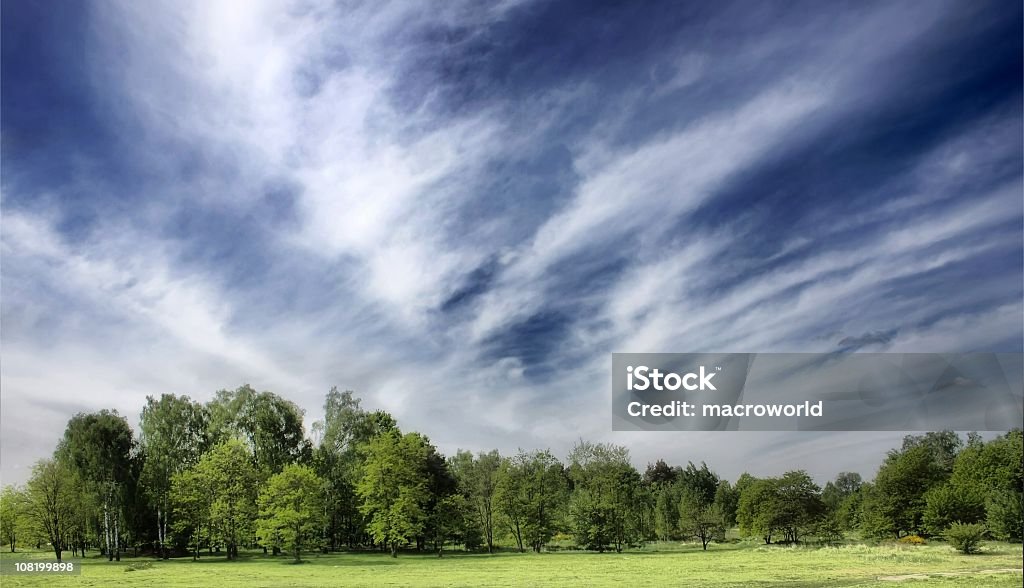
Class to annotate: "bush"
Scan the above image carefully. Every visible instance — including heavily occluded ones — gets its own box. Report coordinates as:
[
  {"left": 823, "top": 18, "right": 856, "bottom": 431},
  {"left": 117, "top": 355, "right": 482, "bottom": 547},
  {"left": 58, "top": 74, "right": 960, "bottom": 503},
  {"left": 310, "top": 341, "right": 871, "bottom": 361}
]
[
  {"left": 944, "top": 522, "right": 985, "bottom": 554},
  {"left": 897, "top": 534, "right": 926, "bottom": 545}
]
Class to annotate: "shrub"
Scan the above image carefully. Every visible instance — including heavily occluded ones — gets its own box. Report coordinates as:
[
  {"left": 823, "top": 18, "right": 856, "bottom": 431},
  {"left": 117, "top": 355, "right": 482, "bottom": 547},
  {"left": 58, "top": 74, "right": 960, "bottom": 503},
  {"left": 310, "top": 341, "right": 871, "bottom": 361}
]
[
  {"left": 944, "top": 522, "right": 985, "bottom": 554},
  {"left": 897, "top": 534, "right": 926, "bottom": 545}
]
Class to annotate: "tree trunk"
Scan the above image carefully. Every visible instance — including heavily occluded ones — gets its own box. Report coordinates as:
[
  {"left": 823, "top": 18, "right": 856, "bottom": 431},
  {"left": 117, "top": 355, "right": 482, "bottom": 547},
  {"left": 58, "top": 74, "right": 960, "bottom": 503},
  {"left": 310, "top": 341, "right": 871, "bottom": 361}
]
[
  {"left": 485, "top": 501, "right": 494, "bottom": 554},
  {"left": 390, "top": 542, "right": 397, "bottom": 557},
  {"left": 104, "top": 505, "right": 112, "bottom": 561},
  {"left": 53, "top": 544, "right": 62, "bottom": 563},
  {"left": 156, "top": 507, "right": 163, "bottom": 560},
  {"left": 114, "top": 513, "right": 121, "bottom": 561}
]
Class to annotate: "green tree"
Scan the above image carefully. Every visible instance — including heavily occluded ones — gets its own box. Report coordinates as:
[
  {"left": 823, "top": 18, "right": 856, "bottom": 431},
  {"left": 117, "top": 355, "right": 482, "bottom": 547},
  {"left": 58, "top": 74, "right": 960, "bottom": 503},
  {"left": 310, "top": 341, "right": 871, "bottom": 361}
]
[
  {"left": 836, "top": 487, "right": 865, "bottom": 531},
  {"left": 495, "top": 449, "right": 569, "bottom": 553},
  {"left": 170, "top": 467, "right": 211, "bottom": 560},
  {"left": 774, "top": 471, "right": 825, "bottom": 543},
  {"left": 737, "top": 477, "right": 777, "bottom": 543},
  {"left": 413, "top": 433, "right": 459, "bottom": 552},
  {"left": 198, "top": 440, "right": 259, "bottom": 559},
  {"left": 258, "top": 464, "right": 325, "bottom": 562},
  {"left": 822, "top": 472, "right": 862, "bottom": 512},
  {"left": 861, "top": 443, "right": 948, "bottom": 538},
  {"left": 986, "top": 487, "right": 1023, "bottom": 542},
  {"left": 0, "top": 485, "right": 28, "bottom": 552},
  {"left": 713, "top": 480, "right": 739, "bottom": 527},
  {"left": 567, "top": 441, "right": 644, "bottom": 552},
  {"left": 736, "top": 471, "right": 823, "bottom": 544},
  {"left": 677, "top": 462, "right": 719, "bottom": 506},
  {"left": 428, "top": 493, "right": 472, "bottom": 556},
  {"left": 643, "top": 459, "right": 677, "bottom": 485},
  {"left": 450, "top": 449, "right": 500, "bottom": 552},
  {"left": 25, "top": 459, "right": 79, "bottom": 562},
  {"left": 901, "top": 431, "right": 962, "bottom": 475},
  {"left": 139, "top": 394, "right": 210, "bottom": 558},
  {"left": 356, "top": 430, "right": 430, "bottom": 557},
  {"left": 653, "top": 481, "right": 682, "bottom": 540},
  {"left": 311, "top": 388, "right": 383, "bottom": 550},
  {"left": 56, "top": 410, "right": 137, "bottom": 561},
  {"left": 948, "top": 430, "right": 1022, "bottom": 541},
  {"left": 207, "top": 386, "right": 312, "bottom": 477},
  {"left": 922, "top": 483, "right": 985, "bottom": 535},
  {"left": 679, "top": 488, "right": 726, "bottom": 550}
]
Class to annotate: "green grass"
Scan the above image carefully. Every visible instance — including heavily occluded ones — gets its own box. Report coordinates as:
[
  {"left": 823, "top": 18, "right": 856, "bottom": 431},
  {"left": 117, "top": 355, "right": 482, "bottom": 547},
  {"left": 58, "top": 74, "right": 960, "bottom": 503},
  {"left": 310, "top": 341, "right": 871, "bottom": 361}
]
[{"left": 1, "top": 541, "right": 1021, "bottom": 587}]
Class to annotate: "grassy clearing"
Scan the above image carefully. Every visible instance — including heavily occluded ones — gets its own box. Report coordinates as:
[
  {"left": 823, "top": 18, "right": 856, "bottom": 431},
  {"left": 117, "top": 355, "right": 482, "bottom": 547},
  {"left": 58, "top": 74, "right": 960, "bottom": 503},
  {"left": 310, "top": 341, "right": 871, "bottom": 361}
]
[{"left": 0, "top": 541, "right": 1021, "bottom": 587}]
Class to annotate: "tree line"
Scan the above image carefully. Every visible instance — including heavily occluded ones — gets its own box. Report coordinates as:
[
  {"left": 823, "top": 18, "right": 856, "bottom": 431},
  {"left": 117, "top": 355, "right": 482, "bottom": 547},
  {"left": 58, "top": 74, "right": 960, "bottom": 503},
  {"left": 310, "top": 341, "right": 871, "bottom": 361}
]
[{"left": 0, "top": 386, "right": 1021, "bottom": 563}]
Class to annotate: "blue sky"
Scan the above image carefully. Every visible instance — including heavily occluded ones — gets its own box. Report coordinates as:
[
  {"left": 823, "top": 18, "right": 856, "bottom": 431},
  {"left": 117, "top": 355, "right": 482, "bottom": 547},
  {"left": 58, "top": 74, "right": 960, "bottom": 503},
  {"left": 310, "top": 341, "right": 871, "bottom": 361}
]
[{"left": 2, "top": 0, "right": 1021, "bottom": 485}]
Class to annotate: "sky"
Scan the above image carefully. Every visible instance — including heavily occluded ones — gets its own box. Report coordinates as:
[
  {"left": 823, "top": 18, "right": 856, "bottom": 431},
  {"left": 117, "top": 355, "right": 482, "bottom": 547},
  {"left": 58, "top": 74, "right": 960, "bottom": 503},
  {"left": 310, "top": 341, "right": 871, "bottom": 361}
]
[{"left": 1, "top": 0, "right": 1021, "bottom": 487}]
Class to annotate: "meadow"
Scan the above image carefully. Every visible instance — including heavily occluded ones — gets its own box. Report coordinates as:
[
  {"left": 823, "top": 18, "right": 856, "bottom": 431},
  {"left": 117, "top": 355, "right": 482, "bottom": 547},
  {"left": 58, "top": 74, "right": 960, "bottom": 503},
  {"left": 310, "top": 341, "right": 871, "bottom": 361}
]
[{"left": 1, "top": 541, "right": 1021, "bottom": 587}]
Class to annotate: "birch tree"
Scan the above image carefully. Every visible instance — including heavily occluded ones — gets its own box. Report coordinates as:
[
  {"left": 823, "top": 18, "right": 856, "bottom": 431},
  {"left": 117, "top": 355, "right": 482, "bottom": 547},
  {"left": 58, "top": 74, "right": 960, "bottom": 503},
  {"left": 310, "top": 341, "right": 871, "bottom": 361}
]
[{"left": 139, "top": 394, "right": 209, "bottom": 559}]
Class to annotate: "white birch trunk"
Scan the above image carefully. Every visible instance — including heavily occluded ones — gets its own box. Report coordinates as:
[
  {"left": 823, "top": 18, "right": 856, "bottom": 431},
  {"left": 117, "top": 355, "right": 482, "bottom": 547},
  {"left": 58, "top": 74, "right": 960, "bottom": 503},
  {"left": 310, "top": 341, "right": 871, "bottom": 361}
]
[{"left": 103, "top": 503, "right": 111, "bottom": 559}]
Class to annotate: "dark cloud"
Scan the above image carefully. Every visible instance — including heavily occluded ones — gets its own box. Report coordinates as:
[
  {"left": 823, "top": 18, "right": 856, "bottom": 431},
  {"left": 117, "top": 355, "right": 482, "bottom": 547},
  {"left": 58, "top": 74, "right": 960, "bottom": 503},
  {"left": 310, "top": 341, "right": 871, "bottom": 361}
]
[{"left": 1, "top": 0, "right": 1021, "bottom": 485}]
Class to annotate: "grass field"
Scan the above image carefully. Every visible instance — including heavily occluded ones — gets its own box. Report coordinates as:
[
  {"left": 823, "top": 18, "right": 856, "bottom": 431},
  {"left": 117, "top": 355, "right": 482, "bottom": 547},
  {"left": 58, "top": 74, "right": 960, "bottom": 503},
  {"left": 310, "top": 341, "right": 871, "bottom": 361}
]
[{"left": 1, "top": 541, "right": 1021, "bottom": 587}]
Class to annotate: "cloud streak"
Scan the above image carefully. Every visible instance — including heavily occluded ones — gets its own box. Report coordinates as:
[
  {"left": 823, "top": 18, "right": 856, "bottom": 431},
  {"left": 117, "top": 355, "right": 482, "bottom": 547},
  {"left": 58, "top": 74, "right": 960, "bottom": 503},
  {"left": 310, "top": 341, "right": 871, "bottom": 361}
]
[{"left": 2, "top": 0, "right": 1021, "bottom": 485}]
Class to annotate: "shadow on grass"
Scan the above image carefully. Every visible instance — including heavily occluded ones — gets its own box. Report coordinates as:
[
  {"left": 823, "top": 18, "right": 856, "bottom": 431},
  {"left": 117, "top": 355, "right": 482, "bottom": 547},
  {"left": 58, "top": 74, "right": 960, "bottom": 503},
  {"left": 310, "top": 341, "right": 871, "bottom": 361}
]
[{"left": 143, "top": 553, "right": 403, "bottom": 568}]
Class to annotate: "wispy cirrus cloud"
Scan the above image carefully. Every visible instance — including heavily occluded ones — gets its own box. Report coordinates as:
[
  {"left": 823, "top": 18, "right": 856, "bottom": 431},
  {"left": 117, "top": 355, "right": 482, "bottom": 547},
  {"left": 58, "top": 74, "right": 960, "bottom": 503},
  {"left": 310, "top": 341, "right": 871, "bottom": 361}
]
[{"left": 2, "top": 0, "right": 1020, "bottom": 485}]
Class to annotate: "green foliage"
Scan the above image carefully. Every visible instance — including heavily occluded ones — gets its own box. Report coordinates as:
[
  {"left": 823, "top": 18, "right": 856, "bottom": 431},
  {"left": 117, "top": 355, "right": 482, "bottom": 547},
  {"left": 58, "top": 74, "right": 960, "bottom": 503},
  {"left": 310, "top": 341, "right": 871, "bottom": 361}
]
[
  {"left": 356, "top": 430, "right": 430, "bottom": 556},
  {"left": 0, "top": 485, "right": 28, "bottom": 552},
  {"left": 258, "top": 464, "right": 325, "bottom": 562},
  {"left": 677, "top": 462, "right": 719, "bottom": 506},
  {"left": 736, "top": 471, "right": 823, "bottom": 544},
  {"left": 986, "top": 488, "right": 1023, "bottom": 542},
  {"left": 835, "top": 488, "right": 864, "bottom": 531},
  {"left": 428, "top": 493, "right": 473, "bottom": 555},
  {"left": 207, "top": 386, "right": 312, "bottom": 477},
  {"left": 25, "top": 459, "right": 81, "bottom": 562},
  {"left": 948, "top": 430, "right": 1023, "bottom": 542},
  {"left": 713, "top": 480, "right": 739, "bottom": 527},
  {"left": 140, "top": 394, "right": 210, "bottom": 557},
  {"left": 901, "top": 431, "right": 962, "bottom": 475},
  {"left": 922, "top": 483, "right": 985, "bottom": 535},
  {"left": 822, "top": 472, "right": 862, "bottom": 513},
  {"left": 643, "top": 459, "right": 676, "bottom": 485},
  {"left": 813, "top": 515, "right": 845, "bottom": 543},
  {"left": 449, "top": 449, "right": 500, "bottom": 552},
  {"left": 653, "top": 482, "right": 682, "bottom": 540},
  {"left": 494, "top": 449, "right": 569, "bottom": 552},
  {"left": 311, "top": 388, "right": 385, "bottom": 551},
  {"left": 170, "top": 467, "right": 209, "bottom": 559},
  {"left": 860, "top": 443, "right": 949, "bottom": 539},
  {"left": 415, "top": 433, "right": 460, "bottom": 552},
  {"left": 944, "top": 521, "right": 986, "bottom": 554},
  {"left": 567, "top": 441, "right": 645, "bottom": 552},
  {"left": 948, "top": 430, "right": 1021, "bottom": 494},
  {"left": 56, "top": 410, "right": 137, "bottom": 560},
  {"left": 678, "top": 489, "right": 725, "bottom": 550},
  {"left": 188, "top": 440, "right": 259, "bottom": 559}
]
